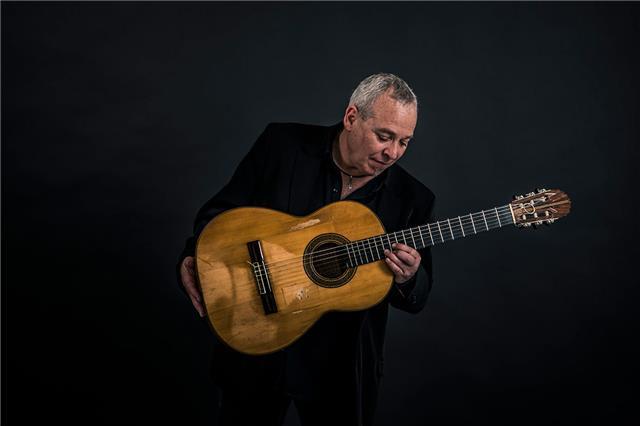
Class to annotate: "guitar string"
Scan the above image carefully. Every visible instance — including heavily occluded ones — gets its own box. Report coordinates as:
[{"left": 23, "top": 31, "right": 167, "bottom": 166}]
[
  {"left": 253, "top": 206, "right": 513, "bottom": 273},
  {"left": 264, "top": 207, "right": 511, "bottom": 268},
  {"left": 251, "top": 211, "right": 513, "bottom": 281},
  {"left": 254, "top": 209, "right": 513, "bottom": 276},
  {"left": 245, "top": 201, "right": 565, "bottom": 291},
  {"left": 250, "top": 213, "right": 515, "bottom": 289},
  {"left": 252, "top": 216, "right": 509, "bottom": 289}
]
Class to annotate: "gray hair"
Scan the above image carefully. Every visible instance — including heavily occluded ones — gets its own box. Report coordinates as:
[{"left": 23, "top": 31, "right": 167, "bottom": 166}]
[{"left": 348, "top": 73, "right": 418, "bottom": 120}]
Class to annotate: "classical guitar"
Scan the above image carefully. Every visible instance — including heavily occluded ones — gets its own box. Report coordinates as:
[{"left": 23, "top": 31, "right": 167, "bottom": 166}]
[{"left": 195, "top": 188, "right": 571, "bottom": 355}]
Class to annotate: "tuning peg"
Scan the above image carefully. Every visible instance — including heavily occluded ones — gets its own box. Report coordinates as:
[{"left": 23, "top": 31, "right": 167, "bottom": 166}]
[
  {"left": 513, "top": 194, "right": 524, "bottom": 200},
  {"left": 536, "top": 188, "right": 547, "bottom": 193},
  {"left": 527, "top": 192, "right": 535, "bottom": 197}
]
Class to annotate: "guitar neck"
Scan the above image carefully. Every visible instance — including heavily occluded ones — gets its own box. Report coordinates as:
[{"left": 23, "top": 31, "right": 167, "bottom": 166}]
[{"left": 346, "top": 204, "right": 515, "bottom": 267}]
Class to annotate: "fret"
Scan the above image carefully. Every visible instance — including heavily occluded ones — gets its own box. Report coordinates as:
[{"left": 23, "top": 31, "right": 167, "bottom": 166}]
[
  {"left": 500, "top": 206, "right": 513, "bottom": 225},
  {"left": 368, "top": 238, "right": 376, "bottom": 260},
  {"left": 508, "top": 203, "right": 516, "bottom": 224},
  {"left": 349, "top": 243, "right": 357, "bottom": 266},
  {"left": 358, "top": 240, "right": 367, "bottom": 264},
  {"left": 367, "top": 238, "right": 375, "bottom": 260},
  {"left": 427, "top": 223, "right": 435, "bottom": 245},
  {"left": 372, "top": 236, "right": 379, "bottom": 259},
  {"left": 342, "top": 207, "right": 519, "bottom": 266},
  {"left": 418, "top": 225, "right": 426, "bottom": 248},
  {"left": 481, "top": 210, "right": 489, "bottom": 231},
  {"left": 349, "top": 206, "right": 516, "bottom": 261},
  {"left": 346, "top": 243, "right": 354, "bottom": 267}
]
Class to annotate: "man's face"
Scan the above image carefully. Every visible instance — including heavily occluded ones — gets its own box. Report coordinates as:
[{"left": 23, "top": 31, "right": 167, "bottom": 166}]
[{"left": 343, "top": 90, "right": 417, "bottom": 176}]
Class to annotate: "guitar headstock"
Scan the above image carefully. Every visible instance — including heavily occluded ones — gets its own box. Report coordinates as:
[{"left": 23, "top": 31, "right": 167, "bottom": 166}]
[{"left": 510, "top": 188, "right": 571, "bottom": 228}]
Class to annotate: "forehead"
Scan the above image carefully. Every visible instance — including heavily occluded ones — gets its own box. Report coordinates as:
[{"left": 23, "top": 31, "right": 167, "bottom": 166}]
[{"left": 368, "top": 92, "right": 417, "bottom": 137}]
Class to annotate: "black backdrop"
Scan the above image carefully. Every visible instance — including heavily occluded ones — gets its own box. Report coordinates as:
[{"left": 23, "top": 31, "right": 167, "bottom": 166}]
[{"left": 3, "top": 2, "right": 639, "bottom": 425}]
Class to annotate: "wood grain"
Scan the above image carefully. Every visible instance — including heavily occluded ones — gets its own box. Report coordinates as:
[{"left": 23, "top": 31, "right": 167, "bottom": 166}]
[{"left": 195, "top": 201, "right": 393, "bottom": 355}]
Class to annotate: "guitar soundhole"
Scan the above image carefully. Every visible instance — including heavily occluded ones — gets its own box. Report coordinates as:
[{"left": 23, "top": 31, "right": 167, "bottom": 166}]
[{"left": 303, "top": 233, "right": 356, "bottom": 288}]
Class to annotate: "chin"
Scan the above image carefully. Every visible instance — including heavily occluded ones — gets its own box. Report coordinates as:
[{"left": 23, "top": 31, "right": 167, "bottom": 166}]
[{"left": 368, "top": 161, "right": 386, "bottom": 175}]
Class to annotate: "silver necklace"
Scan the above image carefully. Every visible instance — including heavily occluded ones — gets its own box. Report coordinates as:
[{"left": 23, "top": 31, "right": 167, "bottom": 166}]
[{"left": 331, "top": 152, "right": 368, "bottom": 190}]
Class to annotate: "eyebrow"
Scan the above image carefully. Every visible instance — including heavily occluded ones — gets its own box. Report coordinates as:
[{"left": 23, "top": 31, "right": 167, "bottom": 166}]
[{"left": 376, "top": 127, "right": 413, "bottom": 141}]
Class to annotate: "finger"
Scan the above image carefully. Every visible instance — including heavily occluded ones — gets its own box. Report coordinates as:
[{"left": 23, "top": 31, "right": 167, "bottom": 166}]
[
  {"left": 188, "top": 294, "right": 206, "bottom": 317},
  {"left": 394, "top": 249, "right": 417, "bottom": 267},
  {"left": 182, "top": 256, "right": 196, "bottom": 275},
  {"left": 183, "top": 279, "right": 202, "bottom": 303},
  {"left": 392, "top": 243, "right": 420, "bottom": 260},
  {"left": 392, "top": 243, "right": 421, "bottom": 266},
  {"left": 384, "top": 250, "right": 411, "bottom": 276},
  {"left": 384, "top": 256, "right": 405, "bottom": 277},
  {"left": 384, "top": 248, "right": 402, "bottom": 265},
  {"left": 181, "top": 260, "right": 201, "bottom": 303},
  {"left": 386, "top": 248, "right": 413, "bottom": 270}
]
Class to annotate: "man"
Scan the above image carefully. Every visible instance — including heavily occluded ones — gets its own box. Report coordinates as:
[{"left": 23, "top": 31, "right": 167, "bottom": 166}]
[{"left": 178, "top": 73, "right": 435, "bottom": 425}]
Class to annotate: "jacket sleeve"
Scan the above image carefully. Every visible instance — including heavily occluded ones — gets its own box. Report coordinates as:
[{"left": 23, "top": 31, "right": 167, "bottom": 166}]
[
  {"left": 175, "top": 124, "right": 273, "bottom": 287},
  {"left": 386, "top": 194, "right": 435, "bottom": 314}
]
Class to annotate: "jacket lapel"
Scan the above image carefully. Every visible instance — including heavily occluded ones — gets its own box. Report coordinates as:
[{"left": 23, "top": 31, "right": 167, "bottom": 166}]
[{"left": 287, "top": 122, "right": 342, "bottom": 215}]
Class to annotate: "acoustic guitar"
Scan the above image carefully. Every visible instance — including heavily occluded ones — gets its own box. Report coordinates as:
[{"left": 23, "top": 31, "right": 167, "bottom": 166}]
[{"left": 195, "top": 188, "right": 571, "bottom": 355}]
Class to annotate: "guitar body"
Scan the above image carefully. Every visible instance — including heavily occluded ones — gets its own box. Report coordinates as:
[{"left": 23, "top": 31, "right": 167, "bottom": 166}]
[{"left": 195, "top": 201, "right": 393, "bottom": 355}]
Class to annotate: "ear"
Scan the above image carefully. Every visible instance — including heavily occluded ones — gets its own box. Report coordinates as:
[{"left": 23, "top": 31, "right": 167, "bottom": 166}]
[{"left": 343, "top": 105, "right": 358, "bottom": 130}]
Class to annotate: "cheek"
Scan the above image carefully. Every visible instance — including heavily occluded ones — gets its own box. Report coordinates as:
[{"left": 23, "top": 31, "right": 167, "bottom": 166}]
[{"left": 365, "top": 138, "right": 382, "bottom": 157}]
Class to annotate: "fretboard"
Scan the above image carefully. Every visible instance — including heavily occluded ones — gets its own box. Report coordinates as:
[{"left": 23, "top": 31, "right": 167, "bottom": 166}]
[{"left": 345, "top": 204, "right": 514, "bottom": 267}]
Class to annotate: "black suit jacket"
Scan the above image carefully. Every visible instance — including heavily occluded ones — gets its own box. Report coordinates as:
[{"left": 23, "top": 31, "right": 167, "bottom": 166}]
[{"left": 178, "top": 122, "right": 435, "bottom": 423}]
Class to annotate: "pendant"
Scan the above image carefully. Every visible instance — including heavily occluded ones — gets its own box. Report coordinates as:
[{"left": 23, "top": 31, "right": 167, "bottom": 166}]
[{"left": 348, "top": 176, "right": 353, "bottom": 190}]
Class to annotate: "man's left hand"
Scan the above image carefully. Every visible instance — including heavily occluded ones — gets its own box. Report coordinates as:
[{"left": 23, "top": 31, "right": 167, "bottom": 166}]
[{"left": 384, "top": 243, "right": 421, "bottom": 284}]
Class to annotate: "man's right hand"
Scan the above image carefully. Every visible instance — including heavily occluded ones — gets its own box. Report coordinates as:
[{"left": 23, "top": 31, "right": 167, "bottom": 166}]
[{"left": 180, "top": 256, "right": 205, "bottom": 317}]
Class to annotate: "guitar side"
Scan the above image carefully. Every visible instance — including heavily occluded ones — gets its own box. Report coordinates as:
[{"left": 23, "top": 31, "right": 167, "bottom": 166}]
[{"left": 195, "top": 201, "right": 393, "bottom": 355}]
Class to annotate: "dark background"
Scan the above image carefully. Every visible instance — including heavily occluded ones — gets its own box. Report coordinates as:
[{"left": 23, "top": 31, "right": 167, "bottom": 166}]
[{"left": 3, "top": 2, "right": 639, "bottom": 425}]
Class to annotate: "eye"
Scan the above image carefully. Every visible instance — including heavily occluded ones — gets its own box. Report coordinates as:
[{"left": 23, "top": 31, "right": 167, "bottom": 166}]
[
  {"left": 400, "top": 140, "right": 410, "bottom": 148},
  {"left": 377, "top": 133, "right": 391, "bottom": 142}
]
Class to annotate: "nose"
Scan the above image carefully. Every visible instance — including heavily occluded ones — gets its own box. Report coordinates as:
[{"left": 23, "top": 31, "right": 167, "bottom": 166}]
[{"left": 383, "top": 142, "right": 400, "bottom": 162}]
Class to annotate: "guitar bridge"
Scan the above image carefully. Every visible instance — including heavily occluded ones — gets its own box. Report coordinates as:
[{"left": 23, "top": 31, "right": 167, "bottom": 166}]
[{"left": 247, "top": 240, "right": 278, "bottom": 315}]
